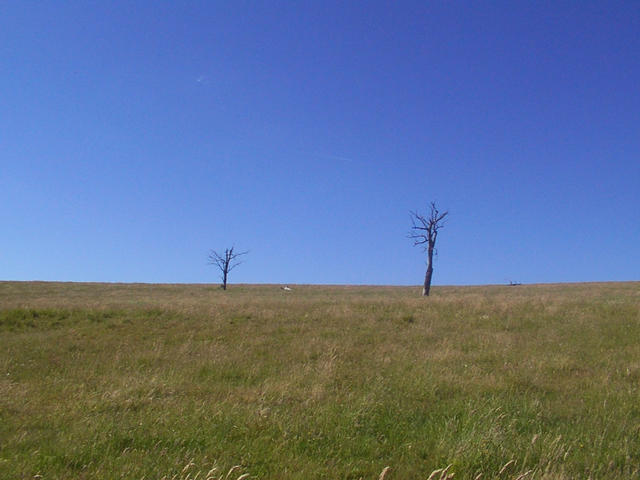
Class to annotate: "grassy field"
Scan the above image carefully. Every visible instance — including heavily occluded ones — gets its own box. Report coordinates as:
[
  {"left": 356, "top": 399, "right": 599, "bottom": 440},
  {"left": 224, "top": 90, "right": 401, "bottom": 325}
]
[{"left": 1, "top": 281, "right": 639, "bottom": 479}]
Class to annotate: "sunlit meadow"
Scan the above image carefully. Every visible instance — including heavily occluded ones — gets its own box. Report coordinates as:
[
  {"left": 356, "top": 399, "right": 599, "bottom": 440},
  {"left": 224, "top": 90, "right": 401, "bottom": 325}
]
[{"left": 1, "top": 281, "right": 639, "bottom": 479}]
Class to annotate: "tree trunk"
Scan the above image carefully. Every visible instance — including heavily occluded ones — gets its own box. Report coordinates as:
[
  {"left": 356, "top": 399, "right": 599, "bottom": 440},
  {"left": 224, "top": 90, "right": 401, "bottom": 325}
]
[
  {"left": 222, "top": 270, "right": 228, "bottom": 290},
  {"left": 423, "top": 267, "right": 433, "bottom": 296},
  {"left": 423, "top": 248, "right": 434, "bottom": 296}
]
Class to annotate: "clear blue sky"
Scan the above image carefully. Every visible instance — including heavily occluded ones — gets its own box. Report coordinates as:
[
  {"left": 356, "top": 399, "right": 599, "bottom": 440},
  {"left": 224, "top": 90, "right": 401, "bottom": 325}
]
[{"left": 1, "top": 1, "right": 638, "bottom": 286}]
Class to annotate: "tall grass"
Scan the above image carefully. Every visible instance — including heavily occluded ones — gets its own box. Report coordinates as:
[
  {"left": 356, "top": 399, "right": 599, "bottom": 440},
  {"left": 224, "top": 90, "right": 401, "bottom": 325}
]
[{"left": 1, "top": 281, "right": 639, "bottom": 479}]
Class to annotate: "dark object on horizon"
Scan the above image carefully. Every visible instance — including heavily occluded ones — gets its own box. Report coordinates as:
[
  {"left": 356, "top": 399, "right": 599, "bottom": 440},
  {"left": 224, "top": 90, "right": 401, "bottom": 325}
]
[
  {"left": 409, "top": 202, "right": 449, "bottom": 297},
  {"left": 509, "top": 280, "right": 523, "bottom": 286},
  {"left": 208, "top": 247, "right": 248, "bottom": 290}
]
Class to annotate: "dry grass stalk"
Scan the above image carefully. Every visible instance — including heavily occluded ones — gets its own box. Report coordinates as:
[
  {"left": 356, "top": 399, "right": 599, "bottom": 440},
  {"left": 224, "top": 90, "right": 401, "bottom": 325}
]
[
  {"left": 161, "top": 461, "right": 248, "bottom": 480},
  {"left": 378, "top": 466, "right": 391, "bottom": 480},
  {"left": 426, "top": 464, "right": 454, "bottom": 480},
  {"left": 182, "top": 460, "right": 196, "bottom": 474},
  {"left": 514, "top": 470, "right": 533, "bottom": 480},
  {"left": 224, "top": 466, "right": 243, "bottom": 480},
  {"left": 499, "top": 460, "right": 516, "bottom": 476},
  {"left": 205, "top": 467, "right": 219, "bottom": 479}
]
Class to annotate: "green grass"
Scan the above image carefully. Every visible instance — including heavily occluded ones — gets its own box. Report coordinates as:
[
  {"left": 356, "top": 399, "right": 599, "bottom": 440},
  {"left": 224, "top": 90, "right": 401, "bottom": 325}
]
[{"left": 1, "top": 281, "right": 639, "bottom": 479}]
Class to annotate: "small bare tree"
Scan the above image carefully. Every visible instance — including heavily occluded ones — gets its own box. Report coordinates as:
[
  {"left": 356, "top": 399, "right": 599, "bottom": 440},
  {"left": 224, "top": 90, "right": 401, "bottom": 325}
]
[
  {"left": 409, "top": 202, "right": 449, "bottom": 296},
  {"left": 208, "top": 247, "right": 248, "bottom": 290}
]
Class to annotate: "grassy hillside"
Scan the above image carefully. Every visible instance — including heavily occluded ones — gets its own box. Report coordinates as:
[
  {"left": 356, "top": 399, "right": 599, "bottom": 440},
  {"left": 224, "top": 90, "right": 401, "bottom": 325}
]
[{"left": 1, "top": 281, "right": 639, "bottom": 479}]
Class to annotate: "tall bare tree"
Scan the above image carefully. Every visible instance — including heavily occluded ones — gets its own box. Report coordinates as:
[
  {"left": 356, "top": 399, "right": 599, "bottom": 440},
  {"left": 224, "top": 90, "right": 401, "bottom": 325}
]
[
  {"left": 208, "top": 247, "right": 248, "bottom": 290},
  {"left": 409, "top": 202, "right": 449, "bottom": 296}
]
